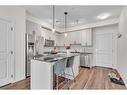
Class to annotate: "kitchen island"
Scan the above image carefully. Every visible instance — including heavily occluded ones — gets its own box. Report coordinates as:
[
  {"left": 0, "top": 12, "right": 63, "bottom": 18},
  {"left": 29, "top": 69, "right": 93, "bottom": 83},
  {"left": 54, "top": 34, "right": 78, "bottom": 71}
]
[{"left": 31, "top": 53, "right": 80, "bottom": 89}]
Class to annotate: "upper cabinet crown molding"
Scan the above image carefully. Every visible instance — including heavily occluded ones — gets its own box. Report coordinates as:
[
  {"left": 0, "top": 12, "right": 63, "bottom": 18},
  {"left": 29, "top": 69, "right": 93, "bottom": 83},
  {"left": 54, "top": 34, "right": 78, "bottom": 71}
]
[
  {"left": 60, "top": 18, "right": 119, "bottom": 33},
  {"left": 56, "top": 28, "right": 93, "bottom": 47}
]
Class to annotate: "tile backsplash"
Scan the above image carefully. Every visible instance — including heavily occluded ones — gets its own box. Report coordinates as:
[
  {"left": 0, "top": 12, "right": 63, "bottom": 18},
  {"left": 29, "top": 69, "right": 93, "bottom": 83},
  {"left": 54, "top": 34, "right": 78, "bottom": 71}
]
[{"left": 43, "top": 45, "right": 93, "bottom": 53}]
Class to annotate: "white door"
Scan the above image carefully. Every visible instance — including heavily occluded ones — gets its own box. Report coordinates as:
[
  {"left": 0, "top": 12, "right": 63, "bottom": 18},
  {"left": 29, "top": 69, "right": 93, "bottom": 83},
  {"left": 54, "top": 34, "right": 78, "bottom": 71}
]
[
  {"left": 0, "top": 19, "right": 14, "bottom": 86},
  {"left": 95, "top": 32, "right": 113, "bottom": 68}
]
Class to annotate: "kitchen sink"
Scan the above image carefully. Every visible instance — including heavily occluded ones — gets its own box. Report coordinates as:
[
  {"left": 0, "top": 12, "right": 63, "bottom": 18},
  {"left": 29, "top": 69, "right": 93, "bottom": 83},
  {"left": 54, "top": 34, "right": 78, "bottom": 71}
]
[
  {"left": 71, "top": 52, "right": 80, "bottom": 53},
  {"left": 34, "top": 53, "right": 67, "bottom": 62},
  {"left": 43, "top": 54, "right": 63, "bottom": 60}
]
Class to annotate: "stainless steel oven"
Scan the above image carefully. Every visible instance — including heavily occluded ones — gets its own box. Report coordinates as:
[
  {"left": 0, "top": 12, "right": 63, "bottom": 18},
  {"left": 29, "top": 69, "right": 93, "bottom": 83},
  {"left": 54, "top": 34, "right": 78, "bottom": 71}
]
[{"left": 44, "top": 39, "right": 54, "bottom": 47}]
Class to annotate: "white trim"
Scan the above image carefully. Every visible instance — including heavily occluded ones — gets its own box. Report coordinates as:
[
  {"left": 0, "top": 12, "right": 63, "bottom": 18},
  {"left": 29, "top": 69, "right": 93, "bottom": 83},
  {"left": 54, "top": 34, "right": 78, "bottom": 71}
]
[
  {"left": 26, "top": 13, "right": 119, "bottom": 34},
  {"left": 61, "top": 18, "right": 119, "bottom": 33},
  {"left": 0, "top": 18, "right": 15, "bottom": 86},
  {"left": 112, "top": 33, "right": 118, "bottom": 69},
  {"left": 26, "top": 13, "right": 62, "bottom": 32},
  {"left": 12, "top": 76, "right": 26, "bottom": 83},
  {"left": 10, "top": 22, "right": 15, "bottom": 83},
  {"left": 26, "top": 13, "right": 52, "bottom": 28}
]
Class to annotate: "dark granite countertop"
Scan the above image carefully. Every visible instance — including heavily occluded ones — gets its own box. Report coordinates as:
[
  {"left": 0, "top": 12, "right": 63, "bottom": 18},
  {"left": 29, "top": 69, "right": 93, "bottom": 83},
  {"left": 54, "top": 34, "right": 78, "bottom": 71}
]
[{"left": 34, "top": 53, "right": 79, "bottom": 63}]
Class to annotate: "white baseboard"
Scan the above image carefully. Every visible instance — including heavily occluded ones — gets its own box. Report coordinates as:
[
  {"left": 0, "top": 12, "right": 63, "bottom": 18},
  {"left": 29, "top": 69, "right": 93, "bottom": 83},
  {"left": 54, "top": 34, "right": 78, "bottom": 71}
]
[
  {"left": 117, "top": 68, "right": 127, "bottom": 88},
  {"left": 12, "top": 76, "right": 26, "bottom": 83}
]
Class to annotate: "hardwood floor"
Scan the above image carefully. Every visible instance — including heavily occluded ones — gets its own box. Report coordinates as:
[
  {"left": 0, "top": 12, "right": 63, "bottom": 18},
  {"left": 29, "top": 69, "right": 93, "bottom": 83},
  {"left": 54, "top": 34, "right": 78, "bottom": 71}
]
[
  {"left": 0, "top": 77, "right": 30, "bottom": 90},
  {"left": 0, "top": 67, "right": 126, "bottom": 90},
  {"left": 61, "top": 67, "right": 126, "bottom": 89}
]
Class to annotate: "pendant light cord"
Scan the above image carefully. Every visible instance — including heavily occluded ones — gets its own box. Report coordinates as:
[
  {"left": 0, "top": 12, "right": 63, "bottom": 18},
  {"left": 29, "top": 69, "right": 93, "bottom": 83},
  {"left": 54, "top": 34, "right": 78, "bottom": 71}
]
[
  {"left": 64, "top": 12, "right": 68, "bottom": 32},
  {"left": 53, "top": 5, "right": 55, "bottom": 29}
]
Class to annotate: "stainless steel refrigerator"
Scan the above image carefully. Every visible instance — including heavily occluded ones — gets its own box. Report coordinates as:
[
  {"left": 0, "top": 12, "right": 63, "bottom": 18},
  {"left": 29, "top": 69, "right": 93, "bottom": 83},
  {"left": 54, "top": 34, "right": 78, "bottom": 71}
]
[{"left": 25, "top": 33, "right": 35, "bottom": 77}]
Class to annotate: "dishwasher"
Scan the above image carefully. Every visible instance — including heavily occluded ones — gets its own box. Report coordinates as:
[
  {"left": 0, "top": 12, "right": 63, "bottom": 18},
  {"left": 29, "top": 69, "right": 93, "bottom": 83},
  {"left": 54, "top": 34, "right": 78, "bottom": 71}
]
[{"left": 80, "top": 53, "right": 92, "bottom": 68}]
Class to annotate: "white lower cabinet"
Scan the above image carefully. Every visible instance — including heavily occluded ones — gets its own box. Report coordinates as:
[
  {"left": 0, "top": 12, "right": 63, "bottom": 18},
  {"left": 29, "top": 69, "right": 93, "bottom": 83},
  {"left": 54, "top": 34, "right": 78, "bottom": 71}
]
[{"left": 31, "top": 55, "right": 80, "bottom": 89}]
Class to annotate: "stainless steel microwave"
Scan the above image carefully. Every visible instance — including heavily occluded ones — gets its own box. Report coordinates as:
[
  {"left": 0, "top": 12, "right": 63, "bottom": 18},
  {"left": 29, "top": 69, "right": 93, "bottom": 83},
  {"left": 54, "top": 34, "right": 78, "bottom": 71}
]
[{"left": 44, "top": 39, "right": 55, "bottom": 47}]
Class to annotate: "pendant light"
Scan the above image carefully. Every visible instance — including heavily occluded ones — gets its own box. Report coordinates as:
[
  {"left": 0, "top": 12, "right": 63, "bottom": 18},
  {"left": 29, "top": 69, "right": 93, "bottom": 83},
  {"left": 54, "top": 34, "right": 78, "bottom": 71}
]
[
  {"left": 52, "top": 5, "right": 55, "bottom": 33},
  {"left": 64, "top": 12, "right": 68, "bottom": 37}
]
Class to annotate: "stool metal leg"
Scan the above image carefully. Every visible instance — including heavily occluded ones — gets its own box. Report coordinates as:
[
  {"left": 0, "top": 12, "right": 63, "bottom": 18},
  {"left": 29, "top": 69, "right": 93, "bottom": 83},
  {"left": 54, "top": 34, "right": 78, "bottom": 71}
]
[
  {"left": 56, "top": 75, "right": 59, "bottom": 89},
  {"left": 65, "top": 69, "right": 70, "bottom": 89},
  {"left": 66, "top": 67, "right": 75, "bottom": 89},
  {"left": 67, "top": 75, "right": 69, "bottom": 89},
  {"left": 71, "top": 67, "right": 75, "bottom": 82}
]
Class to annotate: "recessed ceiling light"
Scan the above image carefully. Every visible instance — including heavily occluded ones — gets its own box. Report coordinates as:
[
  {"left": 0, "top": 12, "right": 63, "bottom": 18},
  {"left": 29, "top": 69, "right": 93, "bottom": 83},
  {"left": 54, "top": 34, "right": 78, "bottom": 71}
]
[{"left": 97, "top": 13, "right": 111, "bottom": 20}]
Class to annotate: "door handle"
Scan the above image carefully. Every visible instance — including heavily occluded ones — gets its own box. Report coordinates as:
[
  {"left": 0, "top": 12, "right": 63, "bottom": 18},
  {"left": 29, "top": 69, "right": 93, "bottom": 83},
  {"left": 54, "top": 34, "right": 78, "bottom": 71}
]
[{"left": 11, "top": 51, "right": 13, "bottom": 54}]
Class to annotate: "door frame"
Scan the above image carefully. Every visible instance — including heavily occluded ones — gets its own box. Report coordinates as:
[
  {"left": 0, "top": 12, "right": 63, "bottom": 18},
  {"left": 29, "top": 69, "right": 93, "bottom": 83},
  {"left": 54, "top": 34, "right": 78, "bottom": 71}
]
[
  {"left": 93, "top": 29, "right": 117, "bottom": 69},
  {"left": 0, "top": 18, "right": 15, "bottom": 85},
  {"left": 9, "top": 21, "right": 15, "bottom": 83}
]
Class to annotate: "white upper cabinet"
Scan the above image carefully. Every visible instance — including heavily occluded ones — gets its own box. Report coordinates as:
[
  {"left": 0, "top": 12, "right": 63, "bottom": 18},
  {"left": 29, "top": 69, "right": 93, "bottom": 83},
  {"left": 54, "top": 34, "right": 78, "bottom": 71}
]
[
  {"left": 81, "top": 29, "right": 93, "bottom": 46},
  {"left": 55, "top": 34, "right": 64, "bottom": 46},
  {"left": 55, "top": 28, "right": 92, "bottom": 46},
  {"left": 63, "top": 31, "right": 82, "bottom": 45},
  {"left": 64, "top": 32, "right": 72, "bottom": 45},
  {"left": 71, "top": 31, "right": 82, "bottom": 44}
]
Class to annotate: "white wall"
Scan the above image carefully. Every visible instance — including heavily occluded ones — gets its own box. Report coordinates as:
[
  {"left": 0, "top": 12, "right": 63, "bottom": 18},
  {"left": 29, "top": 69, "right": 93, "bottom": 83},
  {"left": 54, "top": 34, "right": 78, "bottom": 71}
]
[
  {"left": 117, "top": 7, "right": 127, "bottom": 87},
  {"left": 0, "top": 7, "right": 26, "bottom": 82},
  {"left": 26, "top": 20, "right": 61, "bottom": 52}
]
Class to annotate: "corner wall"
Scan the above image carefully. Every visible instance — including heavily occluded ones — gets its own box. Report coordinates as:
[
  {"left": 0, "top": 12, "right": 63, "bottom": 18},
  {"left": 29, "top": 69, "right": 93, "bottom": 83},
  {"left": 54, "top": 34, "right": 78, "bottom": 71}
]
[{"left": 117, "top": 7, "right": 127, "bottom": 87}]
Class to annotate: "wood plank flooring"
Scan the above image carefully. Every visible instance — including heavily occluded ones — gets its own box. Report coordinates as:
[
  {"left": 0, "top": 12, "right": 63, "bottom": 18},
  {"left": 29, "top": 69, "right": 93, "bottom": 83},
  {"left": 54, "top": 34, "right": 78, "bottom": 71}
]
[
  {"left": 62, "top": 67, "right": 126, "bottom": 89},
  {"left": 0, "top": 77, "right": 30, "bottom": 90},
  {"left": 0, "top": 67, "right": 126, "bottom": 90}
]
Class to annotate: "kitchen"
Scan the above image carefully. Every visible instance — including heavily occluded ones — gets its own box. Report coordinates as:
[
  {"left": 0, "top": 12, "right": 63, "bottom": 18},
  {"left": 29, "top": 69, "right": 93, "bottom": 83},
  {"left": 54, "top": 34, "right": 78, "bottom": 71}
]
[
  {"left": 0, "top": 5, "right": 126, "bottom": 90},
  {"left": 24, "top": 6, "right": 123, "bottom": 89},
  {"left": 26, "top": 19, "right": 94, "bottom": 89}
]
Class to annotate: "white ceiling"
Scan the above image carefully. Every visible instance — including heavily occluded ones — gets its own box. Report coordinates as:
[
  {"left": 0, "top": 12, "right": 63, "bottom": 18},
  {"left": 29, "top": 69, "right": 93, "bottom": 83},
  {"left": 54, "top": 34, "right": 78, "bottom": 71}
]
[{"left": 24, "top": 6, "right": 123, "bottom": 28}]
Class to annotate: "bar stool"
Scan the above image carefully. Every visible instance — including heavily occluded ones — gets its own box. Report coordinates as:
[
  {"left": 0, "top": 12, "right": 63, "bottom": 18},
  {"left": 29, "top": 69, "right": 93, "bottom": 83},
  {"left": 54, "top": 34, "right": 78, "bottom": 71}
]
[
  {"left": 66, "top": 56, "right": 75, "bottom": 89},
  {"left": 53, "top": 58, "right": 67, "bottom": 89}
]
